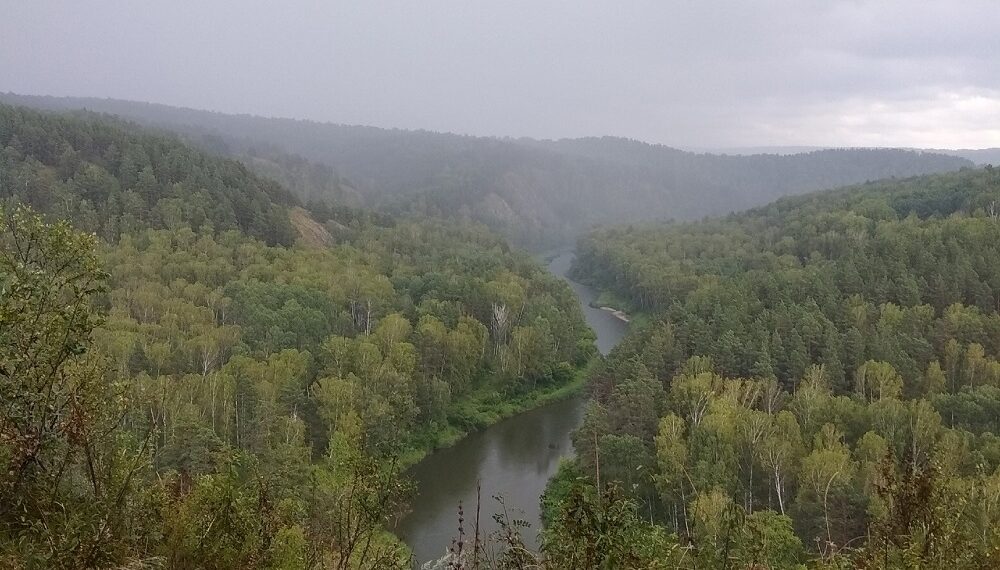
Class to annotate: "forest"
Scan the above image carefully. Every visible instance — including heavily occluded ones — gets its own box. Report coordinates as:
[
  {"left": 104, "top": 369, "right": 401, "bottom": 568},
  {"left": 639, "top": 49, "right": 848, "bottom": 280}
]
[
  {"left": 10, "top": 0, "right": 1000, "bottom": 566},
  {"left": 0, "top": 104, "right": 596, "bottom": 568},
  {"left": 559, "top": 166, "right": 1000, "bottom": 567},
  {"left": 0, "top": 93, "right": 974, "bottom": 248},
  {"left": 6, "top": 102, "right": 1000, "bottom": 569}
]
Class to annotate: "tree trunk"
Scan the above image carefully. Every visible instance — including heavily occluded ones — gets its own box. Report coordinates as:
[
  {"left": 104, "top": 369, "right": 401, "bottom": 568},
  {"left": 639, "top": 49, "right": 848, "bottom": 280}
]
[{"left": 774, "top": 467, "right": 785, "bottom": 515}]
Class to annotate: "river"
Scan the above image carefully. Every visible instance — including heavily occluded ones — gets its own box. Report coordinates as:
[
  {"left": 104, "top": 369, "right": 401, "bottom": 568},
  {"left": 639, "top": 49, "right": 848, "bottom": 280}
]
[{"left": 396, "top": 252, "right": 630, "bottom": 565}]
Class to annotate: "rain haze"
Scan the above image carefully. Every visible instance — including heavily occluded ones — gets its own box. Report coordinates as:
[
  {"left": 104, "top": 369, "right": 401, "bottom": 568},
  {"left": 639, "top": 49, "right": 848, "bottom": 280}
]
[
  {"left": 7, "top": 3, "right": 1000, "bottom": 568},
  {"left": 2, "top": 0, "right": 998, "bottom": 148}
]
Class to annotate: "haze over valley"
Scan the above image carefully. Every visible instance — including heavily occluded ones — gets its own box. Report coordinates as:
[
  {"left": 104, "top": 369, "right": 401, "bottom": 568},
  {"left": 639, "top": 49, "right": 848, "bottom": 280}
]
[
  {"left": 3, "top": 2, "right": 1000, "bottom": 569},
  {"left": 0, "top": 92, "right": 980, "bottom": 247}
]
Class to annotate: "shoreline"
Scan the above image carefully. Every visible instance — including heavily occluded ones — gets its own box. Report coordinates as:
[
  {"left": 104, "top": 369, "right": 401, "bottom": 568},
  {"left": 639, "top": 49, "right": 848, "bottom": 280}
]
[
  {"left": 398, "top": 250, "right": 630, "bottom": 564},
  {"left": 398, "top": 358, "right": 597, "bottom": 468},
  {"left": 599, "top": 306, "right": 631, "bottom": 323}
]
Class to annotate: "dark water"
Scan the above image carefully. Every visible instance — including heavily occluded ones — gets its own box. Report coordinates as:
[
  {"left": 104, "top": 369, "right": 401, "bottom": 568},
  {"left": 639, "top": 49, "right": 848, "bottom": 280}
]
[
  {"left": 546, "top": 252, "right": 630, "bottom": 355},
  {"left": 396, "top": 252, "right": 629, "bottom": 565}
]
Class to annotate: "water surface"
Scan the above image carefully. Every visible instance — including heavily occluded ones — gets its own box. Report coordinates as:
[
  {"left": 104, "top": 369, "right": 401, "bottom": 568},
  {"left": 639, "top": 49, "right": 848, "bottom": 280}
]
[{"left": 396, "top": 252, "right": 628, "bottom": 564}]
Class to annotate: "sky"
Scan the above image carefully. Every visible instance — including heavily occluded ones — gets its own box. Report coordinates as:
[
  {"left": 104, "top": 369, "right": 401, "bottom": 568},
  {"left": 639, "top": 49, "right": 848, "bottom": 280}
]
[{"left": 2, "top": 1, "right": 998, "bottom": 148}]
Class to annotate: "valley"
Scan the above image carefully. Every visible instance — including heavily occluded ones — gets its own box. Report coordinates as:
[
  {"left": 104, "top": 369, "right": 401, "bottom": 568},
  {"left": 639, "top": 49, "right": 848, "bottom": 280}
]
[
  {"left": 397, "top": 252, "right": 630, "bottom": 564},
  {"left": 0, "top": 93, "right": 975, "bottom": 249},
  {"left": 2, "top": 22, "right": 998, "bottom": 565}
]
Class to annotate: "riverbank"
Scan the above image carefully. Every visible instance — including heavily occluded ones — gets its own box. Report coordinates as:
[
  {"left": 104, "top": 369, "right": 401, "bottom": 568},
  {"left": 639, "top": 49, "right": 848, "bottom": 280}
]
[
  {"left": 590, "top": 289, "right": 657, "bottom": 330},
  {"left": 397, "top": 252, "right": 632, "bottom": 563},
  {"left": 398, "top": 359, "right": 597, "bottom": 467},
  {"left": 600, "top": 306, "right": 630, "bottom": 322}
]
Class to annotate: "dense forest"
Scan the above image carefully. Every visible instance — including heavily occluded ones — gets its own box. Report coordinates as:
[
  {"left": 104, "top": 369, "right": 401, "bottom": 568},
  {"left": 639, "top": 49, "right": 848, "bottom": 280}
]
[
  {"left": 0, "top": 104, "right": 597, "bottom": 568},
  {"left": 7, "top": 102, "right": 1000, "bottom": 569},
  {"left": 0, "top": 93, "right": 974, "bottom": 248},
  {"left": 558, "top": 166, "right": 1000, "bottom": 567}
]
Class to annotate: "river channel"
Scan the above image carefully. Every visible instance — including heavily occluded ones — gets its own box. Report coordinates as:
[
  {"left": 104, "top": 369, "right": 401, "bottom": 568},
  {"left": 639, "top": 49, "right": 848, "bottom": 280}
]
[{"left": 396, "top": 252, "right": 630, "bottom": 565}]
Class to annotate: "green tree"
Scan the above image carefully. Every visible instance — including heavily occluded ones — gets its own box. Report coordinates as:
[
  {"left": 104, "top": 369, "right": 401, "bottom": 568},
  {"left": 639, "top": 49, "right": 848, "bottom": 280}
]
[
  {"left": 542, "top": 481, "right": 680, "bottom": 570},
  {"left": 0, "top": 207, "right": 154, "bottom": 568}
]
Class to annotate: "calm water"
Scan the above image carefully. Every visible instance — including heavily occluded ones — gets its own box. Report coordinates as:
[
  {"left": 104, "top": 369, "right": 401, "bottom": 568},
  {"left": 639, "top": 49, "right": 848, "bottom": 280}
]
[{"left": 396, "top": 252, "right": 629, "bottom": 565}]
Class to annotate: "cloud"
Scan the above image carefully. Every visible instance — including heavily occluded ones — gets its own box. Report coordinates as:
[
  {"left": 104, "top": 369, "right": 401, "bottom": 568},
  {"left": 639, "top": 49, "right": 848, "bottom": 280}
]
[
  {"left": 747, "top": 88, "right": 1000, "bottom": 148},
  {"left": 0, "top": 1, "right": 997, "bottom": 147}
]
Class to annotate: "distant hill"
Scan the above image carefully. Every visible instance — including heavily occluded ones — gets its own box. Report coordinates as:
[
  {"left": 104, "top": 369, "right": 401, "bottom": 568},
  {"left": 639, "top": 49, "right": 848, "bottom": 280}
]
[
  {"left": 682, "top": 145, "right": 831, "bottom": 155},
  {"left": 695, "top": 145, "right": 1000, "bottom": 166},
  {"left": 1, "top": 93, "right": 975, "bottom": 248},
  {"left": 0, "top": 102, "right": 298, "bottom": 244},
  {"left": 929, "top": 148, "right": 1000, "bottom": 166}
]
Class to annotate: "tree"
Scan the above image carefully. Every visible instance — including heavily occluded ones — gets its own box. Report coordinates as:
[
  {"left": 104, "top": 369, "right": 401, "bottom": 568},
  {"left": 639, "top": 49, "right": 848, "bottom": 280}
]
[
  {"left": 0, "top": 207, "right": 153, "bottom": 567},
  {"left": 542, "top": 481, "right": 681, "bottom": 570},
  {"left": 669, "top": 371, "right": 723, "bottom": 427},
  {"left": 654, "top": 414, "right": 691, "bottom": 533},
  {"left": 690, "top": 487, "right": 738, "bottom": 567},
  {"left": 733, "top": 510, "right": 805, "bottom": 568},
  {"left": 373, "top": 312, "right": 411, "bottom": 352},
  {"left": 738, "top": 408, "right": 771, "bottom": 513},
  {"left": 608, "top": 372, "right": 665, "bottom": 441},
  {"left": 922, "top": 360, "right": 947, "bottom": 396},
  {"left": 598, "top": 434, "right": 656, "bottom": 514},
  {"left": 857, "top": 460, "right": 992, "bottom": 568},
  {"left": 855, "top": 360, "right": 903, "bottom": 402},
  {"left": 794, "top": 424, "right": 857, "bottom": 551},
  {"left": 307, "top": 425, "right": 410, "bottom": 570},
  {"left": 759, "top": 411, "right": 804, "bottom": 515}
]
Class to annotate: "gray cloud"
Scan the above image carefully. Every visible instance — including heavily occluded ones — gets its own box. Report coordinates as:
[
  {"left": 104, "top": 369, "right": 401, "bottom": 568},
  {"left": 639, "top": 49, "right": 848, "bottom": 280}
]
[{"left": 1, "top": 0, "right": 997, "bottom": 147}]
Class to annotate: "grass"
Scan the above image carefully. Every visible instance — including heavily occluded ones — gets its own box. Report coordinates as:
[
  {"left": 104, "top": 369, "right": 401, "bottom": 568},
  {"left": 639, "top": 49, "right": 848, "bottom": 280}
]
[{"left": 592, "top": 289, "right": 633, "bottom": 312}]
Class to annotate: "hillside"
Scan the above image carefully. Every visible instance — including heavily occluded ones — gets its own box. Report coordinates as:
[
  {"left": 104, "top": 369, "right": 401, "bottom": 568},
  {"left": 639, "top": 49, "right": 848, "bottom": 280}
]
[
  {"left": 557, "top": 165, "right": 1000, "bottom": 566},
  {"left": 0, "top": 104, "right": 595, "bottom": 567},
  {"left": 930, "top": 147, "right": 1000, "bottom": 166},
  {"left": 0, "top": 93, "right": 974, "bottom": 248},
  {"left": 0, "top": 103, "right": 298, "bottom": 244},
  {"left": 694, "top": 145, "right": 1000, "bottom": 166}
]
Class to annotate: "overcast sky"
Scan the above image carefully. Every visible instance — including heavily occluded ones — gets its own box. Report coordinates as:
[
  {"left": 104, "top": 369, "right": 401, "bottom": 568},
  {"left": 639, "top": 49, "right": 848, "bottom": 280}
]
[{"left": 2, "top": 1, "right": 997, "bottom": 148}]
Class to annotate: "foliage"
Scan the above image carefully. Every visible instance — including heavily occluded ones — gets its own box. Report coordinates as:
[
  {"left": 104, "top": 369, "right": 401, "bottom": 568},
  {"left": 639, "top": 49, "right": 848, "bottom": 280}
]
[
  {"left": 0, "top": 206, "right": 155, "bottom": 567},
  {"left": 542, "top": 481, "right": 682, "bottom": 569},
  {"left": 0, "top": 105, "right": 595, "bottom": 568},
  {"left": 565, "top": 166, "right": 1000, "bottom": 567},
  {"left": 0, "top": 94, "right": 973, "bottom": 248},
  {"left": 0, "top": 104, "right": 297, "bottom": 245}
]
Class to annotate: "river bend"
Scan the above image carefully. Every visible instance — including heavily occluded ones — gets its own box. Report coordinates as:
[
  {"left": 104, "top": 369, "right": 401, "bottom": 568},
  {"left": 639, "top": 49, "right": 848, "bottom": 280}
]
[{"left": 397, "top": 252, "right": 629, "bottom": 564}]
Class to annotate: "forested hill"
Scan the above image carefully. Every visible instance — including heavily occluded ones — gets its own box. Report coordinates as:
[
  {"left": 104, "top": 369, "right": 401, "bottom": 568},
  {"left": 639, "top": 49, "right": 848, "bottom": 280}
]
[
  {"left": 555, "top": 165, "right": 1000, "bottom": 567},
  {"left": 1, "top": 104, "right": 595, "bottom": 567},
  {"left": 0, "top": 93, "right": 973, "bottom": 248},
  {"left": 0, "top": 103, "right": 299, "bottom": 245}
]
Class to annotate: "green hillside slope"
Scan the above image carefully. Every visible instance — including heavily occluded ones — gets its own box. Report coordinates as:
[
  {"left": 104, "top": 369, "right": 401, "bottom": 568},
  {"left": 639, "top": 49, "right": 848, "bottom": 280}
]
[
  {"left": 1, "top": 93, "right": 974, "bottom": 248},
  {"left": 0, "top": 104, "right": 593, "bottom": 568},
  {"left": 557, "top": 166, "right": 1000, "bottom": 567}
]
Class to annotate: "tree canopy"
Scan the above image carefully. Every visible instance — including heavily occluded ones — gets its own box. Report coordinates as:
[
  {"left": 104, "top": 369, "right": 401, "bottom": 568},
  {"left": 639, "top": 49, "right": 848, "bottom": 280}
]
[
  {"left": 0, "top": 105, "right": 594, "bottom": 568},
  {"left": 557, "top": 166, "right": 1000, "bottom": 567},
  {"left": 1, "top": 93, "right": 974, "bottom": 248}
]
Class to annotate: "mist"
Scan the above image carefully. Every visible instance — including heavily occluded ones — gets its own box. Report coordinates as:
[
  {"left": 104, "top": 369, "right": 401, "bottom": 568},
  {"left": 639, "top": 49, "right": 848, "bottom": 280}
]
[
  {"left": 2, "top": 1, "right": 998, "bottom": 148},
  {"left": 7, "top": 3, "right": 1000, "bottom": 568}
]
